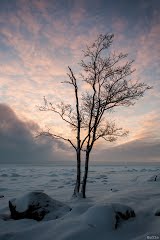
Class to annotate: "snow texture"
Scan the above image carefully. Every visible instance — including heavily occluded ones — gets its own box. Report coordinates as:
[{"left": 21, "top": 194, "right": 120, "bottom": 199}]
[{"left": 0, "top": 164, "right": 160, "bottom": 240}]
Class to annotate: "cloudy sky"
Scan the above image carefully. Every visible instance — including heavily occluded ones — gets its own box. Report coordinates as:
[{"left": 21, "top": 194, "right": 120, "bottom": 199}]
[{"left": 0, "top": 0, "right": 159, "bottom": 164}]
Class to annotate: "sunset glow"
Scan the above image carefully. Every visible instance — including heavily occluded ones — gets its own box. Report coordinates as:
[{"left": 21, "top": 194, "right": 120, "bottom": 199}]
[{"left": 0, "top": 0, "right": 159, "bottom": 163}]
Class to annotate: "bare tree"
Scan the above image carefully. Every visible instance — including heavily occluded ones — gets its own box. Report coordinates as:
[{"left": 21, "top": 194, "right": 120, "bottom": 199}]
[
  {"left": 38, "top": 68, "right": 82, "bottom": 197},
  {"left": 38, "top": 33, "right": 151, "bottom": 198}
]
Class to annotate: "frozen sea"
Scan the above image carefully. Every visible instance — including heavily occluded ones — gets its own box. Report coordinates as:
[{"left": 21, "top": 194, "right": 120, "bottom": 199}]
[
  {"left": 1, "top": 162, "right": 160, "bottom": 240},
  {"left": 0, "top": 162, "right": 160, "bottom": 203}
]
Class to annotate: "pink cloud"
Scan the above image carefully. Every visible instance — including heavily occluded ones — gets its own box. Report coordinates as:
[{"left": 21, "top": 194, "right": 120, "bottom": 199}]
[
  {"left": 70, "top": 6, "right": 87, "bottom": 26},
  {"left": 135, "top": 23, "right": 160, "bottom": 70},
  {"left": 112, "top": 17, "right": 128, "bottom": 33}
]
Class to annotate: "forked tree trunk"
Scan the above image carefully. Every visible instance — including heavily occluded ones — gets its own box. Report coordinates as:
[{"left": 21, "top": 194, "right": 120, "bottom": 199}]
[
  {"left": 73, "top": 149, "right": 81, "bottom": 196},
  {"left": 81, "top": 150, "right": 90, "bottom": 198}
]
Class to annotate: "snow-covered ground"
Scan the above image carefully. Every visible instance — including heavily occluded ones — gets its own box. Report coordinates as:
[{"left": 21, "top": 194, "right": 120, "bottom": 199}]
[{"left": 0, "top": 163, "right": 160, "bottom": 240}]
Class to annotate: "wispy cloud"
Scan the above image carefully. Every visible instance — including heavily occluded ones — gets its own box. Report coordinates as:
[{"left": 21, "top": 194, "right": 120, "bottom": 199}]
[{"left": 133, "top": 110, "right": 160, "bottom": 140}]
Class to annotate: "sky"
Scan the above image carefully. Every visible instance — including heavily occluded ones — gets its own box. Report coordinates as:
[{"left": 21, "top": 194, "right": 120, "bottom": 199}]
[{"left": 0, "top": 0, "right": 159, "bottom": 164}]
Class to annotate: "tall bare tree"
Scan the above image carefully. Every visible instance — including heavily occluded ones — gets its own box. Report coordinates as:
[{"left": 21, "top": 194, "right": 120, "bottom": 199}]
[
  {"left": 38, "top": 33, "right": 151, "bottom": 198},
  {"left": 38, "top": 67, "right": 82, "bottom": 197}
]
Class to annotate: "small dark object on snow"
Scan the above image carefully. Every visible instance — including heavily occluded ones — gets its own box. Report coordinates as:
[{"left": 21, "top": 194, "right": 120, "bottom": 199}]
[
  {"left": 155, "top": 176, "right": 157, "bottom": 181},
  {"left": 0, "top": 195, "right": 4, "bottom": 198},
  {"left": 155, "top": 210, "right": 160, "bottom": 216}
]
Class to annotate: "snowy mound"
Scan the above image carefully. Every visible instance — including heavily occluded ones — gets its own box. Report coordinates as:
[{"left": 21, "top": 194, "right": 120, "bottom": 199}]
[
  {"left": 82, "top": 203, "right": 135, "bottom": 230},
  {"left": 9, "top": 191, "right": 71, "bottom": 221},
  {"left": 112, "top": 203, "right": 135, "bottom": 228}
]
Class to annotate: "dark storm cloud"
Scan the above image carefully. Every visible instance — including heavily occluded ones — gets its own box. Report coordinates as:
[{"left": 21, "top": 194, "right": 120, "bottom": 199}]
[
  {"left": 0, "top": 104, "right": 69, "bottom": 163},
  {"left": 0, "top": 104, "right": 159, "bottom": 164}
]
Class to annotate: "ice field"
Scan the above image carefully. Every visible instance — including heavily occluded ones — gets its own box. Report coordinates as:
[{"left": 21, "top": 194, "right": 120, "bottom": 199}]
[{"left": 0, "top": 163, "right": 160, "bottom": 240}]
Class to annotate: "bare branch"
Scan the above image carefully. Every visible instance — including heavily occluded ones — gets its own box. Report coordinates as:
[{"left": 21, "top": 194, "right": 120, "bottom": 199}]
[
  {"left": 36, "top": 129, "right": 76, "bottom": 150},
  {"left": 95, "top": 121, "right": 129, "bottom": 142},
  {"left": 38, "top": 97, "right": 77, "bottom": 129}
]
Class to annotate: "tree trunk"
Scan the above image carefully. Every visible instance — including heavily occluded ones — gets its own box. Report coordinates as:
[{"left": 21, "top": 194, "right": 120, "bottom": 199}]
[
  {"left": 73, "top": 149, "right": 81, "bottom": 196},
  {"left": 81, "top": 150, "right": 90, "bottom": 198}
]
